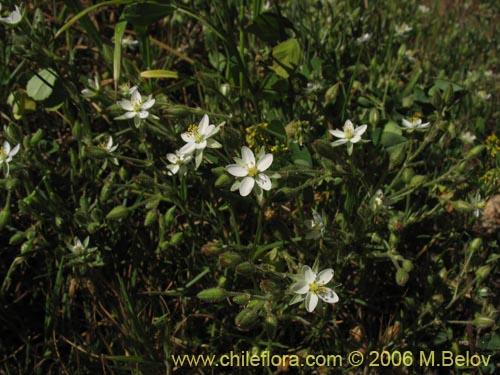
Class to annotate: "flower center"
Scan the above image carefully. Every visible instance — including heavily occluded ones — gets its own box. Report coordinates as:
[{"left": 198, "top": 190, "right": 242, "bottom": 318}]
[
  {"left": 344, "top": 124, "right": 355, "bottom": 139},
  {"left": 187, "top": 124, "right": 205, "bottom": 143},
  {"left": 310, "top": 281, "right": 327, "bottom": 295},
  {"left": 247, "top": 166, "right": 258, "bottom": 177},
  {"left": 0, "top": 148, "right": 6, "bottom": 161}
]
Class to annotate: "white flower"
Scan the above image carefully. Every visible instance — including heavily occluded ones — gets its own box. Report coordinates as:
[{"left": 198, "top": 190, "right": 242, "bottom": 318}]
[
  {"left": 69, "top": 237, "right": 88, "bottom": 255},
  {"left": 404, "top": 49, "right": 417, "bottom": 62},
  {"left": 121, "top": 36, "right": 139, "bottom": 49},
  {"left": 476, "top": 90, "right": 491, "bottom": 100},
  {"left": 81, "top": 76, "right": 100, "bottom": 98},
  {"left": 119, "top": 83, "right": 138, "bottom": 97},
  {"left": 395, "top": 23, "right": 412, "bottom": 36},
  {"left": 329, "top": 120, "right": 368, "bottom": 155},
  {"left": 356, "top": 33, "right": 371, "bottom": 44},
  {"left": 167, "top": 150, "right": 193, "bottom": 176},
  {"left": 115, "top": 89, "right": 156, "bottom": 127},
  {"left": 226, "top": 146, "right": 274, "bottom": 197},
  {"left": 0, "top": 5, "right": 22, "bottom": 26},
  {"left": 179, "top": 114, "right": 221, "bottom": 168},
  {"left": 401, "top": 117, "right": 430, "bottom": 133},
  {"left": 460, "top": 131, "right": 476, "bottom": 144},
  {"left": 101, "top": 136, "right": 118, "bottom": 153},
  {"left": 290, "top": 266, "right": 339, "bottom": 312},
  {"left": 305, "top": 210, "right": 325, "bottom": 240},
  {"left": 418, "top": 5, "right": 430, "bottom": 13},
  {"left": 0, "top": 140, "right": 20, "bottom": 176}
]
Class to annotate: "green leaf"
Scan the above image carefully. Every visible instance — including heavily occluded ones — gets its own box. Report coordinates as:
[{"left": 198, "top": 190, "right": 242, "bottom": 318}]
[
  {"left": 263, "top": 120, "right": 287, "bottom": 141},
  {"left": 140, "top": 70, "right": 179, "bottom": 79},
  {"left": 27, "top": 69, "right": 58, "bottom": 101},
  {"left": 113, "top": 20, "right": 127, "bottom": 90},
  {"left": 289, "top": 142, "right": 312, "bottom": 167},
  {"left": 478, "top": 334, "right": 500, "bottom": 351},
  {"left": 270, "top": 38, "right": 301, "bottom": 79},
  {"left": 246, "top": 12, "right": 294, "bottom": 43},
  {"left": 381, "top": 121, "right": 408, "bottom": 147},
  {"left": 122, "top": 2, "right": 174, "bottom": 26}
]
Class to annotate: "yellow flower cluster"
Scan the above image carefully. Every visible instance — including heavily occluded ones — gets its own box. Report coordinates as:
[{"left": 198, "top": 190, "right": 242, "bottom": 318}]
[
  {"left": 485, "top": 134, "right": 500, "bottom": 158},
  {"left": 245, "top": 122, "right": 269, "bottom": 149},
  {"left": 270, "top": 143, "right": 289, "bottom": 153}
]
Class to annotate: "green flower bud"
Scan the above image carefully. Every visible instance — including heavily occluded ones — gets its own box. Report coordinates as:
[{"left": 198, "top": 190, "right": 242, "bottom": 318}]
[
  {"left": 402, "top": 168, "right": 415, "bottom": 183},
  {"left": 144, "top": 209, "right": 157, "bottom": 226},
  {"left": 164, "top": 206, "right": 176, "bottom": 226},
  {"left": 197, "top": 287, "right": 228, "bottom": 303},
  {"left": 472, "top": 316, "right": 495, "bottom": 329},
  {"left": 389, "top": 144, "right": 406, "bottom": 170},
  {"left": 9, "top": 231, "right": 26, "bottom": 245},
  {"left": 201, "top": 242, "right": 222, "bottom": 255},
  {"left": 235, "top": 308, "right": 259, "bottom": 330},
  {"left": 402, "top": 259, "right": 414, "bottom": 272},
  {"left": 232, "top": 293, "right": 251, "bottom": 305},
  {"left": 219, "top": 252, "right": 242, "bottom": 266},
  {"left": 465, "top": 145, "right": 485, "bottom": 159},
  {"left": 369, "top": 108, "right": 380, "bottom": 125},
  {"left": 409, "top": 175, "right": 426, "bottom": 187},
  {"left": 169, "top": 232, "right": 183, "bottom": 246},
  {"left": 106, "top": 205, "right": 130, "bottom": 220},
  {"left": 0, "top": 207, "right": 11, "bottom": 230},
  {"left": 215, "top": 173, "right": 231, "bottom": 188},
  {"left": 72, "top": 121, "right": 82, "bottom": 141},
  {"left": 264, "top": 314, "right": 278, "bottom": 337},
  {"left": 475, "top": 265, "right": 491, "bottom": 279},
  {"left": 324, "top": 82, "right": 340, "bottom": 104},
  {"left": 469, "top": 238, "right": 482, "bottom": 252},
  {"left": 235, "top": 261, "right": 256, "bottom": 275},
  {"left": 396, "top": 268, "right": 409, "bottom": 286}
]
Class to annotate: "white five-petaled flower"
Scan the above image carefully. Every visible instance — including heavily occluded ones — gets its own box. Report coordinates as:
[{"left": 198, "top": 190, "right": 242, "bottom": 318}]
[
  {"left": 330, "top": 120, "right": 368, "bottom": 155},
  {"left": 226, "top": 146, "right": 273, "bottom": 198},
  {"left": 305, "top": 210, "right": 325, "bottom": 240},
  {"left": 101, "top": 136, "right": 118, "bottom": 153},
  {"left": 121, "top": 36, "right": 139, "bottom": 49},
  {"left": 179, "top": 114, "right": 221, "bottom": 168},
  {"left": 69, "top": 237, "right": 88, "bottom": 255},
  {"left": 401, "top": 117, "right": 430, "bottom": 133},
  {"left": 460, "top": 131, "right": 476, "bottom": 144},
  {"left": 81, "top": 76, "right": 100, "bottom": 98},
  {"left": 395, "top": 23, "right": 412, "bottom": 36},
  {"left": 0, "top": 4, "right": 22, "bottom": 26},
  {"left": 476, "top": 90, "right": 491, "bottom": 100},
  {"left": 116, "top": 89, "right": 156, "bottom": 127},
  {"left": 290, "top": 265, "right": 339, "bottom": 313},
  {"left": 356, "top": 33, "right": 371, "bottom": 44},
  {"left": 167, "top": 150, "right": 193, "bottom": 176},
  {"left": 0, "top": 140, "right": 20, "bottom": 176}
]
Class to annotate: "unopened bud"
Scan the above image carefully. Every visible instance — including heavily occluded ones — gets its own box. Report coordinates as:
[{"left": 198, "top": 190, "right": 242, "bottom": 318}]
[
  {"left": 197, "top": 287, "right": 228, "bottom": 303},
  {"left": 106, "top": 205, "right": 130, "bottom": 220}
]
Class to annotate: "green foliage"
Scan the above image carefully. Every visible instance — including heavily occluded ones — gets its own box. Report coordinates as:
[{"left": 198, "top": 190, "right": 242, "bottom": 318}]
[{"left": 0, "top": 0, "right": 499, "bottom": 374}]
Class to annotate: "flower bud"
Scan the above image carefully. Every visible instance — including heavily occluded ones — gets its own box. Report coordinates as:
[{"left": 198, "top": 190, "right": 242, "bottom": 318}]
[
  {"left": 235, "top": 261, "right": 256, "bottom": 275},
  {"left": 402, "top": 259, "right": 414, "bottom": 272},
  {"left": 235, "top": 307, "right": 259, "bottom": 330},
  {"left": 215, "top": 173, "right": 231, "bottom": 188},
  {"left": 106, "top": 205, "right": 130, "bottom": 220},
  {"left": 169, "top": 232, "right": 183, "bottom": 246},
  {"left": 465, "top": 145, "right": 485, "bottom": 159},
  {"left": 0, "top": 207, "right": 11, "bottom": 230},
  {"left": 324, "top": 82, "right": 340, "bottom": 104},
  {"left": 144, "top": 209, "right": 157, "bottom": 226},
  {"left": 197, "top": 287, "right": 228, "bottom": 303},
  {"left": 218, "top": 251, "right": 242, "bottom": 266},
  {"left": 30, "top": 129, "right": 44, "bottom": 146},
  {"left": 9, "top": 231, "right": 25, "bottom": 245},
  {"left": 395, "top": 268, "right": 409, "bottom": 286},
  {"left": 469, "top": 238, "right": 482, "bottom": 252},
  {"left": 402, "top": 168, "right": 415, "bottom": 183},
  {"left": 409, "top": 175, "right": 426, "bottom": 187},
  {"left": 475, "top": 265, "right": 491, "bottom": 279},
  {"left": 201, "top": 242, "right": 222, "bottom": 255},
  {"left": 472, "top": 316, "right": 495, "bottom": 329},
  {"left": 369, "top": 108, "right": 379, "bottom": 125},
  {"left": 232, "top": 293, "right": 251, "bottom": 305},
  {"left": 264, "top": 314, "right": 278, "bottom": 337},
  {"left": 389, "top": 144, "right": 406, "bottom": 170},
  {"left": 164, "top": 206, "right": 176, "bottom": 226}
]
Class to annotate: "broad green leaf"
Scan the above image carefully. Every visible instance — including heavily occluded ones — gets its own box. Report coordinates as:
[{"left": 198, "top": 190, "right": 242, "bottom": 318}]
[
  {"left": 270, "top": 38, "right": 301, "bottom": 79},
  {"left": 27, "top": 69, "right": 58, "bottom": 101},
  {"left": 289, "top": 142, "right": 312, "bottom": 167},
  {"left": 140, "top": 70, "right": 179, "bottom": 79},
  {"left": 246, "top": 12, "right": 294, "bottom": 43},
  {"left": 381, "top": 121, "right": 408, "bottom": 147}
]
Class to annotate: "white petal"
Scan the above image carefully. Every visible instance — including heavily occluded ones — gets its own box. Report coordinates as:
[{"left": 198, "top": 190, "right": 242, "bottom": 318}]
[
  {"left": 181, "top": 133, "right": 195, "bottom": 143},
  {"left": 167, "top": 164, "right": 179, "bottom": 175},
  {"left": 419, "top": 122, "right": 430, "bottom": 129},
  {"left": 124, "top": 111, "right": 137, "bottom": 119},
  {"left": 317, "top": 268, "right": 334, "bottom": 284},
  {"left": 302, "top": 265, "right": 316, "bottom": 283},
  {"left": 402, "top": 119, "right": 413, "bottom": 128},
  {"left": 131, "top": 89, "right": 141, "bottom": 103},
  {"left": 179, "top": 142, "right": 196, "bottom": 155},
  {"left": 239, "top": 176, "right": 255, "bottom": 196},
  {"left": 350, "top": 134, "right": 362, "bottom": 143},
  {"left": 291, "top": 281, "right": 310, "bottom": 295},
  {"left": 167, "top": 153, "right": 178, "bottom": 164},
  {"left": 241, "top": 146, "right": 255, "bottom": 166},
  {"left": 118, "top": 99, "right": 134, "bottom": 111},
  {"left": 207, "top": 139, "right": 222, "bottom": 149},
  {"left": 305, "top": 292, "right": 319, "bottom": 312},
  {"left": 138, "top": 111, "right": 149, "bottom": 119},
  {"left": 319, "top": 288, "right": 339, "bottom": 304},
  {"left": 255, "top": 173, "right": 272, "bottom": 190},
  {"left": 256, "top": 153, "right": 273, "bottom": 172},
  {"left": 355, "top": 124, "right": 367, "bottom": 136},
  {"left": 195, "top": 140, "right": 207, "bottom": 150},
  {"left": 141, "top": 97, "right": 155, "bottom": 110},
  {"left": 230, "top": 180, "right": 241, "bottom": 192},
  {"left": 202, "top": 124, "right": 216, "bottom": 137},
  {"left": 226, "top": 165, "right": 248, "bottom": 177},
  {"left": 3, "top": 141, "right": 11, "bottom": 155},
  {"left": 198, "top": 114, "right": 209, "bottom": 134},
  {"left": 329, "top": 129, "right": 346, "bottom": 138},
  {"left": 331, "top": 138, "right": 349, "bottom": 146}
]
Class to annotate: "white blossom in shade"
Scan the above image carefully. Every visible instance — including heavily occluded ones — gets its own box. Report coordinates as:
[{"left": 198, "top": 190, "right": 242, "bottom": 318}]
[
  {"left": 395, "top": 23, "right": 412, "bottom": 36},
  {"left": 167, "top": 150, "right": 193, "bottom": 176},
  {"left": 304, "top": 210, "right": 325, "bottom": 240},
  {"left": 459, "top": 131, "right": 476, "bottom": 145},
  {"left": 476, "top": 90, "right": 491, "bottom": 100},
  {"left": 81, "top": 76, "right": 100, "bottom": 98},
  {"left": 356, "top": 33, "right": 371, "bottom": 44},
  {"left": 0, "top": 5, "right": 22, "bottom": 26},
  {"left": 329, "top": 120, "right": 368, "bottom": 155},
  {"left": 69, "top": 237, "right": 88, "bottom": 255},
  {"left": 401, "top": 117, "right": 430, "bottom": 133},
  {"left": 226, "top": 146, "right": 274, "bottom": 198},
  {"left": 0, "top": 140, "right": 20, "bottom": 176},
  {"left": 290, "top": 265, "right": 339, "bottom": 313},
  {"left": 115, "top": 89, "right": 156, "bottom": 127},
  {"left": 121, "top": 36, "right": 139, "bottom": 49},
  {"left": 179, "top": 114, "right": 221, "bottom": 168},
  {"left": 101, "top": 136, "right": 118, "bottom": 153},
  {"left": 418, "top": 5, "right": 430, "bottom": 13}
]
